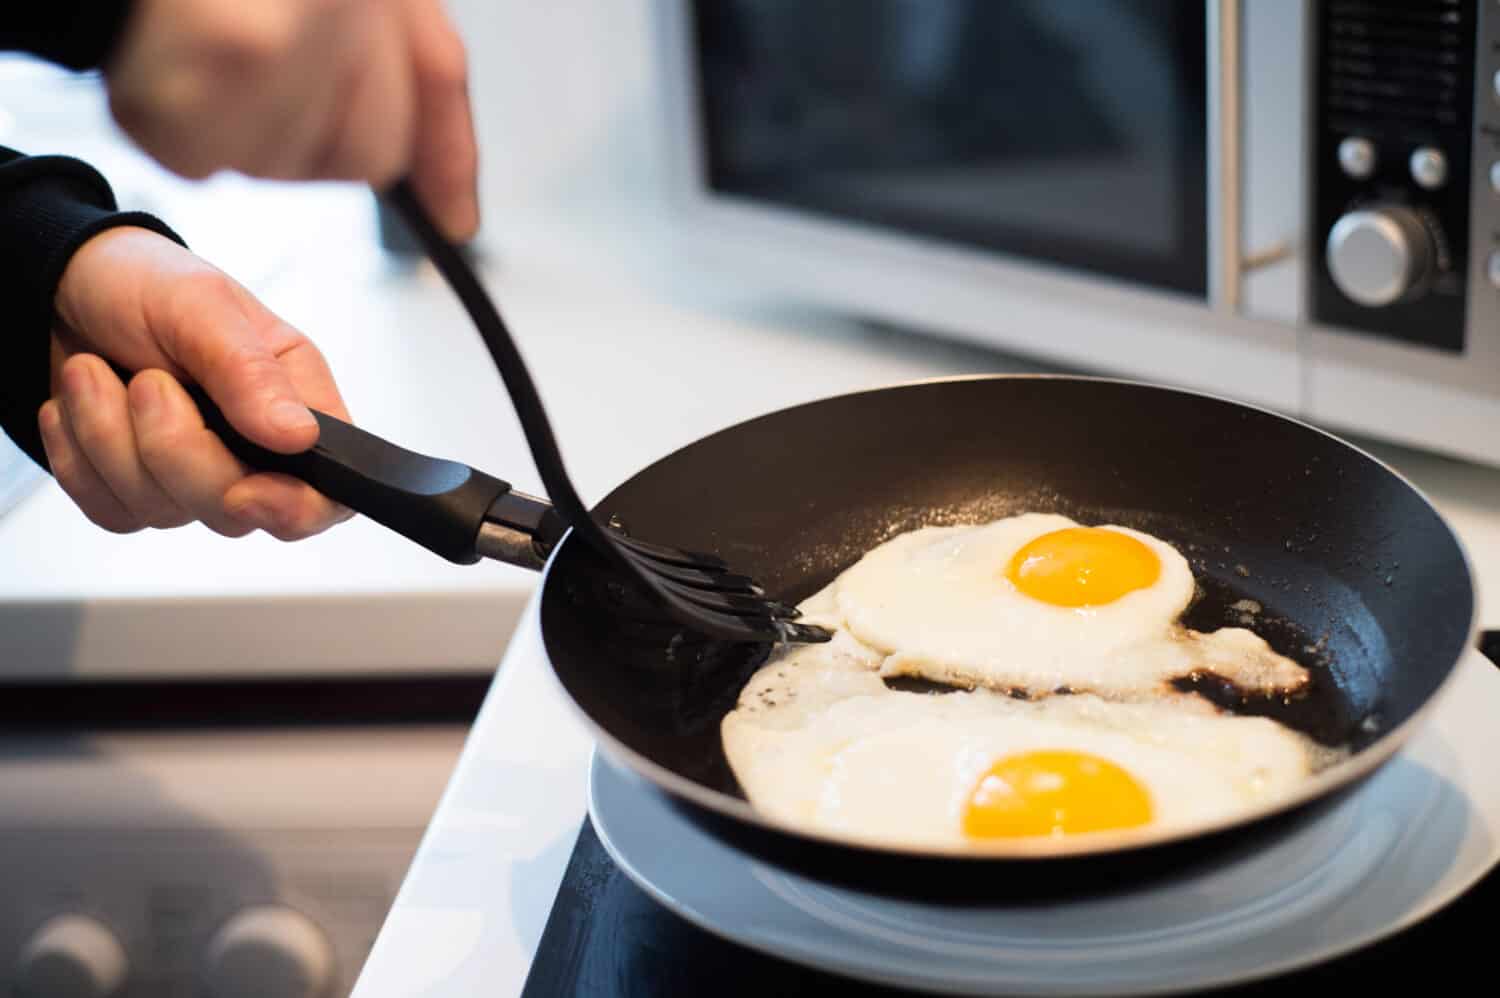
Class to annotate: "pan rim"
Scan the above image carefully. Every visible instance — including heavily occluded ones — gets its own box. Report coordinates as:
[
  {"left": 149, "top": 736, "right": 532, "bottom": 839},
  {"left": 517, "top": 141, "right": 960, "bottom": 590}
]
[{"left": 542, "top": 372, "right": 1480, "bottom": 862}]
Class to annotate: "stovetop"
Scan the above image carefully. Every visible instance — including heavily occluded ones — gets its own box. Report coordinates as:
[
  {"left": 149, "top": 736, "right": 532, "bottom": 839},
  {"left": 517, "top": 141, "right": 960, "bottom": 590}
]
[
  {"left": 520, "top": 633, "right": 1500, "bottom": 998},
  {"left": 523, "top": 819, "right": 1499, "bottom": 997}
]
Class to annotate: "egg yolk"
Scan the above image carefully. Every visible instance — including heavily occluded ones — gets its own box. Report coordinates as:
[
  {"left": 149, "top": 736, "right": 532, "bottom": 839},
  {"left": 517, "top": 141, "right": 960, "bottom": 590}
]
[
  {"left": 962, "top": 750, "right": 1153, "bottom": 838},
  {"left": 1005, "top": 527, "right": 1160, "bottom": 607}
]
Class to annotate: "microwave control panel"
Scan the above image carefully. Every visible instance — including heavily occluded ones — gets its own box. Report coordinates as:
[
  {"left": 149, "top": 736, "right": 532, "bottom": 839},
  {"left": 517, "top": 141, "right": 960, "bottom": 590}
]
[
  {"left": 1311, "top": 0, "right": 1477, "bottom": 351},
  {"left": 1470, "top": 0, "right": 1500, "bottom": 341}
]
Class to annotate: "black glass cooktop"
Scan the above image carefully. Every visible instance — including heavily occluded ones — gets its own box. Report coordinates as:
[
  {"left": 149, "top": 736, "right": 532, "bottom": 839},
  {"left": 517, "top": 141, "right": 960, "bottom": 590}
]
[{"left": 521, "top": 633, "right": 1500, "bottom": 998}]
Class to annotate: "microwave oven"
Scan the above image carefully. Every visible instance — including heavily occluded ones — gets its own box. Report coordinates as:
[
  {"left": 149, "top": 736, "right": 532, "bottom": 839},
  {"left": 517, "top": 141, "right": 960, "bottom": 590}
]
[{"left": 652, "top": 0, "right": 1500, "bottom": 467}]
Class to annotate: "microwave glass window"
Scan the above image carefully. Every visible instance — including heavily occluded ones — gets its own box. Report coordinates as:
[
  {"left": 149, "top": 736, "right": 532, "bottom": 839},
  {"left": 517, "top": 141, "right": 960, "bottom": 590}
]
[{"left": 692, "top": 0, "right": 1208, "bottom": 297}]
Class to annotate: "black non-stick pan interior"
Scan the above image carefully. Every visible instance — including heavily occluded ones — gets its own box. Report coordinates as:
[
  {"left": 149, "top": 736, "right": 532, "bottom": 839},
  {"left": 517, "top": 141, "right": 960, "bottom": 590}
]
[{"left": 541, "top": 377, "right": 1474, "bottom": 892}]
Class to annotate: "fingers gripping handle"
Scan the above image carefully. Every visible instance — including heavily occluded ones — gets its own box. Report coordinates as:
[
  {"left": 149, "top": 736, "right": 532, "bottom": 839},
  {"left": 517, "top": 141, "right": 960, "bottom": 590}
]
[{"left": 184, "top": 384, "right": 512, "bottom": 565}]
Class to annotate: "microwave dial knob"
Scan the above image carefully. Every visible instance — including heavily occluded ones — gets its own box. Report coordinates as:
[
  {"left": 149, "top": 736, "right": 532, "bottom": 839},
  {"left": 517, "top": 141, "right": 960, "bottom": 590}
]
[
  {"left": 203, "top": 906, "right": 335, "bottom": 998},
  {"left": 1326, "top": 206, "right": 1435, "bottom": 307}
]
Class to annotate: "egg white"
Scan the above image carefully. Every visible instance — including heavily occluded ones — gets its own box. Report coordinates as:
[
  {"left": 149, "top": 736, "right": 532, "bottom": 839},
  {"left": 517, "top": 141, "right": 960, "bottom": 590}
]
[
  {"left": 722, "top": 636, "right": 1335, "bottom": 851},
  {"left": 809, "top": 512, "right": 1309, "bottom": 699}
]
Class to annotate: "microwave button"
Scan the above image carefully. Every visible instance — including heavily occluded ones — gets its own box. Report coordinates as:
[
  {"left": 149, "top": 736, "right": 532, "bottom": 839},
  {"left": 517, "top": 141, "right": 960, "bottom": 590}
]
[
  {"left": 1409, "top": 147, "right": 1448, "bottom": 190},
  {"left": 1338, "top": 137, "right": 1377, "bottom": 180}
]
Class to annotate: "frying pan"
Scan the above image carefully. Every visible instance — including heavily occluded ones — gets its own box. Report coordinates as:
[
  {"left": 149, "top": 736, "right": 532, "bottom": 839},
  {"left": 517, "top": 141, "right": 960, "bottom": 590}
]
[
  {"left": 539, "top": 375, "right": 1476, "bottom": 897},
  {"left": 204, "top": 374, "right": 1475, "bottom": 900}
]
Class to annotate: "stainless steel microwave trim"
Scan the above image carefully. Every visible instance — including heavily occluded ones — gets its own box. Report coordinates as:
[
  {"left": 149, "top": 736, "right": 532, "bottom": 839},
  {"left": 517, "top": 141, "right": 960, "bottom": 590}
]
[
  {"left": 1208, "top": 0, "right": 1242, "bottom": 311},
  {"left": 1235, "top": 0, "right": 1309, "bottom": 328}
]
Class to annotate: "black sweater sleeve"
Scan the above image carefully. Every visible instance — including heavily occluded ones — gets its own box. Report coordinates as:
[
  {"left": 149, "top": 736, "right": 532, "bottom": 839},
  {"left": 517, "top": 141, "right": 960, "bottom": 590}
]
[
  {"left": 0, "top": 146, "right": 184, "bottom": 469},
  {"left": 0, "top": 0, "right": 137, "bottom": 71}
]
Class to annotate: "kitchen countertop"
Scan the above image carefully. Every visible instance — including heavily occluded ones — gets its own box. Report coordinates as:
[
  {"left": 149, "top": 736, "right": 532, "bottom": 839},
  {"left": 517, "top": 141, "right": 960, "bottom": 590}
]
[{"left": 342, "top": 242, "right": 1500, "bottom": 995}]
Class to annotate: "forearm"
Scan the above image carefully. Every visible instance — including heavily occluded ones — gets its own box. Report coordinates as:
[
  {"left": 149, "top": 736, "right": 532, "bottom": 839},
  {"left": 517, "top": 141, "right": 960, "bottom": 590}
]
[
  {"left": 0, "top": 146, "right": 181, "bottom": 468},
  {"left": 0, "top": 0, "right": 137, "bottom": 70}
]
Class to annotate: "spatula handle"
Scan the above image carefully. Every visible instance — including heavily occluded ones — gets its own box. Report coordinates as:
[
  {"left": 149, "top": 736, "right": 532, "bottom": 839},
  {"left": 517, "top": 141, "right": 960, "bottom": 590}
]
[{"left": 183, "top": 383, "right": 514, "bottom": 565}]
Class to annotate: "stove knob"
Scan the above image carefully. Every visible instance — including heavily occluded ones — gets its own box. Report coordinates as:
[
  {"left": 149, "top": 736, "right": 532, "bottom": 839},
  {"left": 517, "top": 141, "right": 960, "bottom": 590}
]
[
  {"left": 13, "top": 915, "right": 128, "bottom": 998},
  {"left": 203, "top": 906, "right": 335, "bottom": 998},
  {"left": 1326, "top": 206, "right": 1435, "bottom": 307}
]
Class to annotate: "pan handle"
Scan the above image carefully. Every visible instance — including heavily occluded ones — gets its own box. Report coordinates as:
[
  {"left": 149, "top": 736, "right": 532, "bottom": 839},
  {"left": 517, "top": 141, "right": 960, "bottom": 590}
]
[{"left": 181, "top": 382, "right": 564, "bottom": 570}]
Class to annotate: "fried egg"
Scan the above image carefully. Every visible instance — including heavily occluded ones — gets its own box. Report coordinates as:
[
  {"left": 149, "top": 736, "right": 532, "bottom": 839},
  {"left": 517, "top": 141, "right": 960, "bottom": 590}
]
[
  {"left": 805, "top": 513, "right": 1308, "bottom": 700},
  {"left": 722, "top": 635, "right": 1338, "bottom": 850}
]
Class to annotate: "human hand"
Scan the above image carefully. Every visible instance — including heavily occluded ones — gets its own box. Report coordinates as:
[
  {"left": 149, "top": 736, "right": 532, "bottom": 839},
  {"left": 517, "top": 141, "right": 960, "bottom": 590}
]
[
  {"left": 105, "top": 0, "right": 479, "bottom": 240},
  {"left": 40, "top": 226, "right": 352, "bottom": 540}
]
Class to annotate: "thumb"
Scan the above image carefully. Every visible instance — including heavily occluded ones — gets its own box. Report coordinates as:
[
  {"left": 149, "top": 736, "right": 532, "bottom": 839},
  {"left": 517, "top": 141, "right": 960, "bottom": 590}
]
[{"left": 157, "top": 273, "right": 319, "bottom": 455}]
